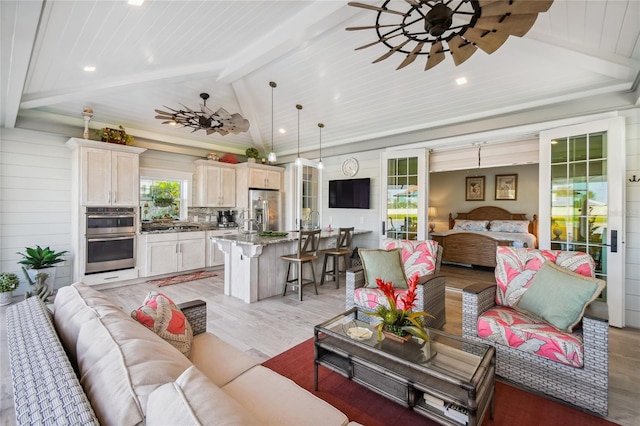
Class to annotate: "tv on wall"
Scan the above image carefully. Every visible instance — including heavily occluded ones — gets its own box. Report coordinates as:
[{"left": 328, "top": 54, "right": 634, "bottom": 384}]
[{"left": 328, "top": 178, "right": 370, "bottom": 209}]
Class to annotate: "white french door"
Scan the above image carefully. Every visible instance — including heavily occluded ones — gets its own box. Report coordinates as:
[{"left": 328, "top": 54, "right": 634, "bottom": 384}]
[
  {"left": 539, "top": 117, "right": 625, "bottom": 327},
  {"left": 294, "top": 159, "right": 321, "bottom": 230},
  {"left": 380, "top": 148, "right": 429, "bottom": 246}
]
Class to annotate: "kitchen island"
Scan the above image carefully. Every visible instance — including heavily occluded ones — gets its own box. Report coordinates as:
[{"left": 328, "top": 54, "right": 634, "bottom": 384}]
[{"left": 211, "top": 229, "right": 372, "bottom": 303}]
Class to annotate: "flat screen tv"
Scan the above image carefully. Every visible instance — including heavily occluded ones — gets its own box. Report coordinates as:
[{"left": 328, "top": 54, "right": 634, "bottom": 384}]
[{"left": 328, "top": 178, "right": 370, "bottom": 209}]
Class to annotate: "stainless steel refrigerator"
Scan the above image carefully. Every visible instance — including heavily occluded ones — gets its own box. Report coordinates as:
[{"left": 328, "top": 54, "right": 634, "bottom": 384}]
[{"left": 248, "top": 189, "right": 281, "bottom": 232}]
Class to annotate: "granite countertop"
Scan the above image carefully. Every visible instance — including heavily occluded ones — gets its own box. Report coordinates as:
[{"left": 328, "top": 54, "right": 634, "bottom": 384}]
[
  {"left": 210, "top": 229, "right": 371, "bottom": 246},
  {"left": 140, "top": 221, "right": 237, "bottom": 234}
]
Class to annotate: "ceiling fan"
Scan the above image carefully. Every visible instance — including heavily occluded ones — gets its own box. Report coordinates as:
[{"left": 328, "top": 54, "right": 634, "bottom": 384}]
[
  {"left": 346, "top": 0, "right": 554, "bottom": 70},
  {"left": 154, "top": 93, "right": 250, "bottom": 136}
]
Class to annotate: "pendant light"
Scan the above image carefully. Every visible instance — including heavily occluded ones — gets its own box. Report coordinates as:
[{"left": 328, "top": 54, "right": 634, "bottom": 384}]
[
  {"left": 295, "top": 104, "right": 302, "bottom": 166},
  {"left": 267, "top": 81, "right": 277, "bottom": 163},
  {"left": 317, "top": 123, "right": 324, "bottom": 170}
]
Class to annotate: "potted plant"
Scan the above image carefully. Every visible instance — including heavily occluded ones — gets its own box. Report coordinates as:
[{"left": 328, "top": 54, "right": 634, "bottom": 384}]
[
  {"left": 17, "top": 245, "right": 68, "bottom": 296},
  {"left": 0, "top": 272, "right": 20, "bottom": 306},
  {"left": 96, "top": 125, "right": 134, "bottom": 145},
  {"left": 245, "top": 147, "right": 260, "bottom": 163}
]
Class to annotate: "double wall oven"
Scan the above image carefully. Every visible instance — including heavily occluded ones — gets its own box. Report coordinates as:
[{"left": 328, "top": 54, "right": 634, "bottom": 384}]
[{"left": 85, "top": 207, "right": 136, "bottom": 274}]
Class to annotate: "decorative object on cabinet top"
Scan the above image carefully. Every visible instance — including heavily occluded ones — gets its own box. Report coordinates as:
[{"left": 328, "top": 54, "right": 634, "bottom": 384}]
[
  {"left": 245, "top": 147, "right": 260, "bottom": 162},
  {"left": 95, "top": 125, "right": 134, "bottom": 145},
  {"left": 219, "top": 153, "right": 239, "bottom": 164}
]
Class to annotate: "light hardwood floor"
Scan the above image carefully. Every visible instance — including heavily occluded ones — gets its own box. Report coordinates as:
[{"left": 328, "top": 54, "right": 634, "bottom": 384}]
[{"left": 1, "top": 265, "right": 639, "bottom": 425}]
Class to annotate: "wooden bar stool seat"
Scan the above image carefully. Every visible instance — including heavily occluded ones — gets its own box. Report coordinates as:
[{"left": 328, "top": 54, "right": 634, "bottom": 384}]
[
  {"left": 281, "top": 229, "right": 321, "bottom": 301},
  {"left": 320, "top": 227, "right": 354, "bottom": 289}
]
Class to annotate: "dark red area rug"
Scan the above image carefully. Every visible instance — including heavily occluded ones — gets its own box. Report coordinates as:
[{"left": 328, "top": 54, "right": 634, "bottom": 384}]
[{"left": 262, "top": 338, "right": 616, "bottom": 426}]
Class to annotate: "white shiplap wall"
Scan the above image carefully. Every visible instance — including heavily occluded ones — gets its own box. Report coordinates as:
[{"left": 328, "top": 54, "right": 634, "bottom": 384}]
[
  {"left": 623, "top": 108, "right": 640, "bottom": 328},
  {"left": 0, "top": 128, "right": 72, "bottom": 295}
]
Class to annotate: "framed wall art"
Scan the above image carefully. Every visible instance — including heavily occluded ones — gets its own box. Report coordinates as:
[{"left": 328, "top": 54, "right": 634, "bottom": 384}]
[
  {"left": 465, "top": 176, "right": 485, "bottom": 201},
  {"left": 495, "top": 174, "right": 518, "bottom": 200}
]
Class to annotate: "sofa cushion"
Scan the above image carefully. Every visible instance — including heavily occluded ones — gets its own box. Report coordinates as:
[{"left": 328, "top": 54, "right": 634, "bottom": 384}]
[
  {"left": 223, "top": 365, "right": 349, "bottom": 426},
  {"left": 132, "top": 292, "right": 193, "bottom": 357},
  {"left": 146, "top": 366, "right": 260, "bottom": 425},
  {"left": 477, "top": 306, "right": 584, "bottom": 367},
  {"left": 494, "top": 247, "right": 596, "bottom": 308},
  {"left": 188, "top": 332, "right": 259, "bottom": 387},
  {"left": 353, "top": 287, "right": 413, "bottom": 311},
  {"left": 384, "top": 239, "right": 438, "bottom": 277},
  {"left": 76, "top": 301, "right": 192, "bottom": 425},
  {"left": 359, "top": 248, "right": 408, "bottom": 288},
  {"left": 515, "top": 261, "right": 606, "bottom": 332}
]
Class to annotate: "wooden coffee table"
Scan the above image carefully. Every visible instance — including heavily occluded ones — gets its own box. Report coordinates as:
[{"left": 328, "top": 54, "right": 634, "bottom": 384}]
[{"left": 314, "top": 308, "right": 495, "bottom": 426}]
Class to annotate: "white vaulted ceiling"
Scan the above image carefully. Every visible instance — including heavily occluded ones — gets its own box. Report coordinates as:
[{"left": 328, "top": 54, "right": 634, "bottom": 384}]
[{"left": 2, "top": 0, "right": 639, "bottom": 159}]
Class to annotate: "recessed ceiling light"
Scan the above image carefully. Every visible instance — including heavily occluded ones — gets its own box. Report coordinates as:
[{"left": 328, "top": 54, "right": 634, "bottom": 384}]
[
  {"left": 278, "top": 128, "right": 286, "bottom": 134},
  {"left": 128, "top": 0, "right": 144, "bottom": 6},
  {"left": 83, "top": 65, "right": 96, "bottom": 72},
  {"left": 456, "top": 77, "right": 467, "bottom": 86}
]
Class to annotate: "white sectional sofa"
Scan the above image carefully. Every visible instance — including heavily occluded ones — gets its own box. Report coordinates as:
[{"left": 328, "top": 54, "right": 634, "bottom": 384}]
[{"left": 7, "top": 282, "right": 357, "bottom": 425}]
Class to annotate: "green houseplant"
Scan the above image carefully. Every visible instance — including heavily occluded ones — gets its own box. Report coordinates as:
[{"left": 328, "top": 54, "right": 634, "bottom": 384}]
[
  {"left": 0, "top": 272, "right": 20, "bottom": 306},
  {"left": 245, "top": 147, "right": 260, "bottom": 162},
  {"left": 17, "top": 245, "right": 68, "bottom": 298}
]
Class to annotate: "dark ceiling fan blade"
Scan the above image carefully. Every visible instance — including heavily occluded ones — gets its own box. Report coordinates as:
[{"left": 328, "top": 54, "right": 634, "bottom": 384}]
[
  {"left": 425, "top": 41, "right": 445, "bottom": 70},
  {"left": 372, "top": 39, "right": 411, "bottom": 63},
  {"left": 348, "top": 2, "right": 406, "bottom": 16},
  {"left": 397, "top": 42, "right": 425, "bottom": 70},
  {"left": 474, "top": 14, "right": 538, "bottom": 37},
  {"left": 448, "top": 35, "right": 478, "bottom": 66},
  {"left": 355, "top": 33, "right": 403, "bottom": 50},
  {"left": 346, "top": 24, "right": 400, "bottom": 31},
  {"left": 404, "top": 0, "right": 421, "bottom": 6},
  {"left": 463, "top": 27, "right": 509, "bottom": 54},
  {"left": 479, "top": 0, "right": 553, "bottom": 17},
  {"left": 155, "top": 115, "right": 173, "bottom": 120}
]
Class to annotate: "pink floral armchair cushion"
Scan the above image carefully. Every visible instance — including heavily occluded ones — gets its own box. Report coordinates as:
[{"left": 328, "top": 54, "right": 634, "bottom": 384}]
[
  {"left": 353, "top": 288, "right": 412, "bottom": 311},
  {"left": 494, "top": 247, "right": 596, "bottom": 308},
  {"left": 477, "top": 306, "right": 585, "bottom": 367},
  {"left": 383, "top": 239, "right": 439, "bottom": 277}
]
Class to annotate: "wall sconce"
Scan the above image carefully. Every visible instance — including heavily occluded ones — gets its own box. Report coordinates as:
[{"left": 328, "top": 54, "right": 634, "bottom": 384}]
[{"left": 428, "top": 206, "right": 438, "bottom": 232}]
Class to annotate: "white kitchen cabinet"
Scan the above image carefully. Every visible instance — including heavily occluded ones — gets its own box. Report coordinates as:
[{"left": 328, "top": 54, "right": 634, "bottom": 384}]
[
  {"left": 206, "top": 229, "right": 236, "bottom": 267},
  {"left": 194, "top": 160, "right": 236, "bottom": 207},
  {"left": 141, "top": 231, "right": 206, "bottom": 277},
  {"left": 235, "top": 162, "right": 284, "bottom": 209}
]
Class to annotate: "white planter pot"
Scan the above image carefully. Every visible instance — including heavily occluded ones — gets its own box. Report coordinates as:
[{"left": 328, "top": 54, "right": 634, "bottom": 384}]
[
  {"left": 0, "top": 291, "right": 13, "bottom": 306},
  {"left": 26, "top": 267, "right": 57, "bottom": 294}
]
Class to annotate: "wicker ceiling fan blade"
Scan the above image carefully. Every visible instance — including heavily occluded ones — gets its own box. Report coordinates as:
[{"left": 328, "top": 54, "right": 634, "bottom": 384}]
[
  {"left": 155, "top": 115, "right": 173, "bottom": 120},
  {"left": 463, "top": 27, "right": 509, "bottom": 54},
  {"left": 397, "top": 42, "right": 425, "bottom": 70},
  {"left": 479, "top": 0, "right": 553, "bottom": 17},
  {"left": 404, "top": 0, "right": 421, "bottom": 6},
  {"left": 373, "top": 39, "right": 411, "bottom": 64},
  {"left": 474, "top": 14, "right": 538, "bottom": 37},
  {"left": 448, "top": 35, "right": 478, "bottom": 66},
  {"left": 355, "top": 33, "right": 403, "bottom": 50},
  {"left": 425, "top": 41, "right": 445, "bottom": 70},
  {"left": 346, "top": 24, "right": 400, "bottom": 31},
  {"left": 348, "top": 2, "right": 406, "bottom": 16}
]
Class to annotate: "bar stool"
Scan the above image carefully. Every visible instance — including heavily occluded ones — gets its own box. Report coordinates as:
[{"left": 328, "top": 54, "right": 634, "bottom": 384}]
[
  {"left": 320, "top": 227, "right": 354, "bottom": 289},
  {"left": 281, "top": 229, "right": 321, "bottom": 301}
]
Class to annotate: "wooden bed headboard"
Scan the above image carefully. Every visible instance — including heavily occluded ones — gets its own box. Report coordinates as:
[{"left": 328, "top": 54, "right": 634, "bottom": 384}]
[{"left": 448, "top": 206, "right": 538, "bottom": 238}]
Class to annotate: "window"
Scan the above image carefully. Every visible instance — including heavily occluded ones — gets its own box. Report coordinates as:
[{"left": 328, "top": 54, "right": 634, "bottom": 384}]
[{"left": 140, "top": 168, "right": 191, "bottom": 221}]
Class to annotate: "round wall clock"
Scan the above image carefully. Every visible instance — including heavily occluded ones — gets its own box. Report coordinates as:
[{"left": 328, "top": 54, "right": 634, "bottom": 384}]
[{"left": 342, "top": 157, "right": 359, "bottom": 177}]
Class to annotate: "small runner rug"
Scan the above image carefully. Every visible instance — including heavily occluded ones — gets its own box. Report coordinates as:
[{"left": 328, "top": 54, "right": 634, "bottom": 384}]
[
  {"left": 262, "top": 337, "right": 617, "bottom": 426},
  {"left": 147, "top": 270, "right": 217, "bottom": 287}
]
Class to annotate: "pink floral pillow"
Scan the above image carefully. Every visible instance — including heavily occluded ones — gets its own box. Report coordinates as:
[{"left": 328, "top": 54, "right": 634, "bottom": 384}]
[
  {"left": 453, "top": 220, "right": 489, "bottom": 231},
  {"left": 132, "top": 292, "right": 193, "bottom": 356},
  {"left": 384, "top": 239, "right": 438, "bottom": 277}
]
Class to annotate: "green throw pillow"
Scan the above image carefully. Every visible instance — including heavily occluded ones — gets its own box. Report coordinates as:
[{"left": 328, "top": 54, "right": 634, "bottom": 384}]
[
  {"left": 515, "top": 261, "right": 606, "bottom": 333},
  {"left": 359, "top": 248, "right": 408, "bottom": 289}
]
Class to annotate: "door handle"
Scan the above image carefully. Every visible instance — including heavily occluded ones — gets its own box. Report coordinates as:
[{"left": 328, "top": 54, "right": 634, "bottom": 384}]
[
  {"left": 610, "top": 230, "right": 617, "bottom": 253},
  {"left": 381, "top": 221, "right": 386, "bottom": 235}
]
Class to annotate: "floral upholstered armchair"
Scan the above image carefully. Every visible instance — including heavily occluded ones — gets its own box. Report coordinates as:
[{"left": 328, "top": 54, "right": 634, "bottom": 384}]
[
  {"left": 345, "top": 239, "right": 446, "bottom": 330},
  {"left": 462, "top": 247, "right": 608, "bottom": 416}
]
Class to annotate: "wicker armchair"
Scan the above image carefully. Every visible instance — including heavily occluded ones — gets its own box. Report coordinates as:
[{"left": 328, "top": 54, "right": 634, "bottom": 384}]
[
  {"left": 462, "top": 247, "right": 608, "bottom": 416},
  {"left": 345, "top": 240, "right": 446, "bottom": 330}
]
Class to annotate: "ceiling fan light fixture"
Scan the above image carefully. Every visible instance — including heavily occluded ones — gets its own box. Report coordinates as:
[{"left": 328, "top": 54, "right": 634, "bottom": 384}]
[
  {"left": 154, "top": 92, "right": 249, "bottom": 136},
  {"left": 268, "top": 81, "right": 277, "bottom": 163},
  {"left": 347, "top": 0, "right": 553, "bottom": 71}
]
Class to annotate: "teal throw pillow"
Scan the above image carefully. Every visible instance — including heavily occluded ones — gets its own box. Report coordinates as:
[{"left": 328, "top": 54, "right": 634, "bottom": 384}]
[
  {"left": 515, "top": 261, "right": 606, "bottom": 333},
  {"left": 359, "top": 248, "right": 408, "bottom": 289}
]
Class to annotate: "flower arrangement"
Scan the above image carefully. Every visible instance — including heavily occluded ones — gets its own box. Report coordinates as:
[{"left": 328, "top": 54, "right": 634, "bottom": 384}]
[
  {"left": 370, "top": 273, "right": 433, "bottom": 342},
  {"left": 245, "top": 147, "right": 260, "bottom": 159},
  {"left": 96, "top": 125, "right": 134, "bottom": 145}
]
